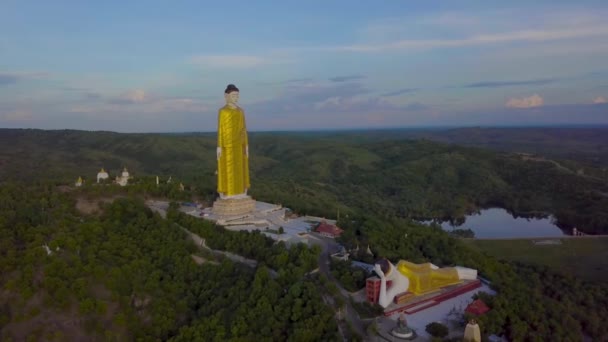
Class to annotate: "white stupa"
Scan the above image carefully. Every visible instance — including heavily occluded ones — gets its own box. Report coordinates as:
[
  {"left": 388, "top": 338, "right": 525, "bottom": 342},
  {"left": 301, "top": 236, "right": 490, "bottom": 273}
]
[
  {"left": 116, "top": 176, "right": 128, "bottom": 186},
  {"left": 115, "top": 167, "right": 130, "bottom": 187},
  {"left": 97, "top": 168, "right": 109, "bottom": 183},
  {"left": 464, "top": 320, "right": 481, "bottom": 342},
  {"left": 75, "top": 176, "right": 83, "bottom": 187}
]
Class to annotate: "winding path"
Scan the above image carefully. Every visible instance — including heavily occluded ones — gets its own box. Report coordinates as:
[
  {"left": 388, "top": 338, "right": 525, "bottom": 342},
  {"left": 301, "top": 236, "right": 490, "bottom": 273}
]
[{"left": 308, "top": 233, "right": 369, "bottom": 339}]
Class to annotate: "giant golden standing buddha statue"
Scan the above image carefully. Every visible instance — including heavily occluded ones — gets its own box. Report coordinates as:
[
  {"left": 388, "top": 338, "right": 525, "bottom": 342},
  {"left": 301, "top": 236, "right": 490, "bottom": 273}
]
[{"left": 212, "top": 84, "right": 256, "bottom": 218}]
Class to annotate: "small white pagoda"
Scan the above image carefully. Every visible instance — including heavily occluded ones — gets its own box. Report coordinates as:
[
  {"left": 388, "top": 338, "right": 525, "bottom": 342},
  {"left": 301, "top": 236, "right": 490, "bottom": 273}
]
[
  {"left": 115, "top": 167, "right": 130, "bottom": 187},
  {"left": 97, "top": 168, "right": 109, "bottom": 183}
]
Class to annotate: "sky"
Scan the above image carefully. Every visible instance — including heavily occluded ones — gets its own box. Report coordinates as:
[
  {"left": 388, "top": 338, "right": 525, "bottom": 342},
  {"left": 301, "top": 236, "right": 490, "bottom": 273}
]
[{"left": 1, "top": 0, "right": 608, "bottom": 132}]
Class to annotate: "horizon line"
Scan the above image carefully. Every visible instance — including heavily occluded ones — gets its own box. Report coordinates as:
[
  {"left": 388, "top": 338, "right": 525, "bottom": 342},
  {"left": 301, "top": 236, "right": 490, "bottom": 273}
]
[{"left": 2, "top": 123, "right": 608, "bottom": 135}]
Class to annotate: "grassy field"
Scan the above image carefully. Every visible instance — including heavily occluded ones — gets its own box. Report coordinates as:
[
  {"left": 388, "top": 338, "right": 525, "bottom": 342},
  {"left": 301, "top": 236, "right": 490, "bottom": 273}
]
[{"left": 465, "top": 237, "right": 608, "bottom": 283}]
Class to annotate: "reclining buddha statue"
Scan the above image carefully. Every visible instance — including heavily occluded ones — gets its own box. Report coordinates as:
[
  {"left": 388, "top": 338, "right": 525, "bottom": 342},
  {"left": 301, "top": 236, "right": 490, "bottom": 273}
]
[{"left": 373, "top": 258, "right": 478, "bottom": 308}]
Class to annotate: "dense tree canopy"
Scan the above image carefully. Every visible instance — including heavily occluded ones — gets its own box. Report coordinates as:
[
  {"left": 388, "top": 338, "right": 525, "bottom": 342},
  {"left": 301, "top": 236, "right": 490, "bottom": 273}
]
[{"left": 0, "top": 184, "right": 337, "bottom": 341}]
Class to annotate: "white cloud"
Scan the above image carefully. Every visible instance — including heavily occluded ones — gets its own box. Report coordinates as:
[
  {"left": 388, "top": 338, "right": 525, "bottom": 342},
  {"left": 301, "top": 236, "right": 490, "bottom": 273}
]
[
  {"left": 71, "top": 88, "right": 210, "bottom": 116},
  {"left": 329, "top": 26, "right": 608, "bottom": 53},
  {"left": 506, "top": 94, "right": 544, "bottom": 108},
  {"left": 593, "top": 96, "right": 607, "bottom": 104},
  {"left": 313, "top": 8, "right": 608, "bottom": 53},
  {"left": 121, "top": 89, "right": 147, "bottom": 103},
  {"left": 313, "top": 95, "right": 394, "bottom": 111}
]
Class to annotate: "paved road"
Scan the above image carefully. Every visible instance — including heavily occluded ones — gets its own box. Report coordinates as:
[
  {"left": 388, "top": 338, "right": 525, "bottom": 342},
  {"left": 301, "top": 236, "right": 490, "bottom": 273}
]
[
  {"left": 147, "top": 200, "right": 368, "bottom": 337},
  {"left": 309, "top": 233, "right": 369, "bottom": 339}
]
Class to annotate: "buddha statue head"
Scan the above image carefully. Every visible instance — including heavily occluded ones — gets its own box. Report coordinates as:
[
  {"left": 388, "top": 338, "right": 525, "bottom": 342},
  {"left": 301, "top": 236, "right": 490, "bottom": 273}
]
[
  {"left": 224, "top": 84, "right": 240, "bottom": 108},
  {"left": 375, "top": 257, "right": 394, "bottom": 278}
]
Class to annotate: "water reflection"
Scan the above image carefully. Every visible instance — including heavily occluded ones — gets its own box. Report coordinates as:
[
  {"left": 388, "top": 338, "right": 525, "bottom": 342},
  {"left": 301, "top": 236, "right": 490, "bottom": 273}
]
[{"left": 423, "top": 208, "right": 566, "bottom": 238}]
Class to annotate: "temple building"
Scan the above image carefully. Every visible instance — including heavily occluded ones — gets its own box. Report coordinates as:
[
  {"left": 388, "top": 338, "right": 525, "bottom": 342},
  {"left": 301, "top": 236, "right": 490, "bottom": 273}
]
[
  {"left": 465, "top": 299, "right": 490, "bottom": 316},
  {"left": 97, "top": 168, "right": 109, "bottom": 183}
]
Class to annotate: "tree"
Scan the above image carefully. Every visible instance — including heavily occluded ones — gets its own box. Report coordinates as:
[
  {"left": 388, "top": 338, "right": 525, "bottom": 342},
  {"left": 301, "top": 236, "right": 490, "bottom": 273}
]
[{"left": 426, "top": 322, "right": 449, "bottom": 338}]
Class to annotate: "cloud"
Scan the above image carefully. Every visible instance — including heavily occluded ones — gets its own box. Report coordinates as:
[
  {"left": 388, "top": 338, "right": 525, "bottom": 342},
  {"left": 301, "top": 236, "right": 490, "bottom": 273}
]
[
  {"left": 329, "top": 75, "right": 366, "bottom": 82},
  {"left": 1, "top": 109, "right": 33, "bottom": 121},
  {"left": 317, "top": 8, "right": 608, "bottom": 53},
  {"left": 447, "top": 103, "right": 608, "bottom": 127},
  {"left": 506, "top": 94, "right": 544, "bottom": 108},
  {"left": 84, "top": 92, "right": 102, "bottom": 100},
  {"left": 68, "top": 97, "right": 209, "bottom": 116},
  {"left": 248, "top": 81, "right": 372, "bottom": 116},
  {"left": 313, "top": 95, "right": 396, "bottom": 111},
  {"left": 61, "top": 86, "right": 89, "bottom": 92},
  {"left": 329, "top": 26, "right": 608, "bottom": 53},
  {"left": 58, "top": 88, "right": 211, "bottom": 118},
  {"left": 463, "top": 78, "right": 557, "bottom": 88},
  {"left": 381, "top": 88, "right": 420, "bottom": 96},
  {"left": 593, "top": 96, "right": 607, "bottom": 104},
  {"left": 108, "top": 89, "right": 149, "bottom": 104},
  {"left": 189, "top": 54, "right": 288, "bottom": 69},
  {"left": 242, "top": 78, "right": 434, "bottom": 131},
  {"left": 0, "top": 73, "right": 19, "bottom": 86},
  {"left": 284, "top": 78, "right": 313, "bottom": 84},
  {"left": 0, "top": 71, "right": 50, "bottom": 87},
  {"left": 403, "top": 102, "right": 429, "bottom": 111}
]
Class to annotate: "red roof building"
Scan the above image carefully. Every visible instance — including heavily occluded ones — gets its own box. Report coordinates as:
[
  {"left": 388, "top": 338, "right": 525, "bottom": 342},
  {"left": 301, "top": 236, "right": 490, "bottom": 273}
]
[
  {"left": 465, "top": 299, "right": 490, "bottom": 316},
  {"left": 315, "top": 222, "right": 344, "bottom": 238}
]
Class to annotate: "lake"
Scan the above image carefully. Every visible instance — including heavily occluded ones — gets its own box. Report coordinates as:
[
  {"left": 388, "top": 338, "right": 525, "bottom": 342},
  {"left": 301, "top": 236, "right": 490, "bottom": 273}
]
[{"left": 422, "top": 208, "right": 567, "bottom": 238}]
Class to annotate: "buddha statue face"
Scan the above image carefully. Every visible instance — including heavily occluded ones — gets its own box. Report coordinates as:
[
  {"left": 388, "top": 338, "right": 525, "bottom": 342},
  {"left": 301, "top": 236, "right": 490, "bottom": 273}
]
[
  {"left": 375, "top": 258, "right": 393, "bottom": 278},
  {"left": 224, "top": 84, "right": 240, "bottom": 107},
  {"left": 225, "top": 91, "right": 239, "bottom": 106}
]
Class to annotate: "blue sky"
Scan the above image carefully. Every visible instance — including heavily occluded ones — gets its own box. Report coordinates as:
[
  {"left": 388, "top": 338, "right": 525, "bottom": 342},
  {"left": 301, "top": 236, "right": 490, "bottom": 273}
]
[{"left": 1, "top": 0, "right": 607, "bottom": 132}]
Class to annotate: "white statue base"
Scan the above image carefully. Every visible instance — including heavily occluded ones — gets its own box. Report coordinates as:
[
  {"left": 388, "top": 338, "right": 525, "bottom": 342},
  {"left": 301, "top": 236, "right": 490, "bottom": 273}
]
[
  {"left": 391, "top": 329, "right": 414, "bottom": 339},
  {"left": 212, "top": 195, "right": 256, "bottom": 219}
]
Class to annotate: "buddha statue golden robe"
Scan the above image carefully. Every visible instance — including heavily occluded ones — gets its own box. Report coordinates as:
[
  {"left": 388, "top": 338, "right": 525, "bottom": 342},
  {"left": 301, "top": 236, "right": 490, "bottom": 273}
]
[
  {"left": 217, "top": 84, "right": 250, "bottom": 198},
  {"left": 395, "top": 260, "right": 463, "bottom": 295}
]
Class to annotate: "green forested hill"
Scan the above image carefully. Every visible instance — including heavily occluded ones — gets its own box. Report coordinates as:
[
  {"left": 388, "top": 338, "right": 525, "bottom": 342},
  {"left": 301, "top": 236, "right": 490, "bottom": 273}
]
[
  {"left": 1, "top": 128, "right": 607, "bottom": 233},
  {"left": 0, "top": 184, "right": 336, "bottom": 341},
  {"left": 390, "top": 126, "right": 608, "bottom": 167},
  {"left": 2, "top": 128, "right": 608, "bottom": 341}
]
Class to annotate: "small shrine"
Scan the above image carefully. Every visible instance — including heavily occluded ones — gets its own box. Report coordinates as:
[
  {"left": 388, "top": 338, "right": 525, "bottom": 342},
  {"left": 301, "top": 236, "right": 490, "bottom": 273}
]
[
  {"left": 97, "top": 168, "right": 109, "bottom": 183},
  {"left": 115, "top": 167, "right": 130, "bottom": 187},
  {"left": 391, "top": 313, "right": 414, "bottom": 339}
]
